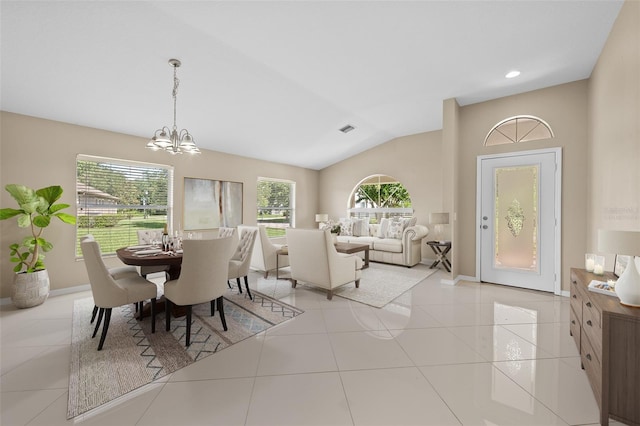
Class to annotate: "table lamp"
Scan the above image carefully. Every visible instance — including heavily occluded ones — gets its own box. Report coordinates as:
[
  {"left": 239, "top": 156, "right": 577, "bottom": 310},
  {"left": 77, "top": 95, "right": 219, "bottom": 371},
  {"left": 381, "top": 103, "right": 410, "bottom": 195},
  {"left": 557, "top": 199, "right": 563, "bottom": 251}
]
[
  {"left": 315, "top": 213, "right": 329, "bottom": 229},
  {"left": 429, "top": 213, "right": 449, "bottom": 244},
  {"left": 598, "top": 229, "right": 640, "bottom": 307}
]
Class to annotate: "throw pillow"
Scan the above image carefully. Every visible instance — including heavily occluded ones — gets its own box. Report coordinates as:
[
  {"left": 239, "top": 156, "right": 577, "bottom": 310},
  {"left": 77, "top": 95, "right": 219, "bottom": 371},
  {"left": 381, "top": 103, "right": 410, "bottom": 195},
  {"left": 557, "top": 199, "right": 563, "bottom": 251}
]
[
  {"left": 339, "top": 219, "right": 353, "bottom": 236},
  {"left": 377, "top": 218, "right": 389, "bottom": 238},
  {"left": 385, "top": 219, "right": 404, "bottom": 239},
  {"left": 351, "top": 217, "right": 369, "bottom": 237},
  {"left": 404, "top": 216, "right": 417, "bottom": 228}
]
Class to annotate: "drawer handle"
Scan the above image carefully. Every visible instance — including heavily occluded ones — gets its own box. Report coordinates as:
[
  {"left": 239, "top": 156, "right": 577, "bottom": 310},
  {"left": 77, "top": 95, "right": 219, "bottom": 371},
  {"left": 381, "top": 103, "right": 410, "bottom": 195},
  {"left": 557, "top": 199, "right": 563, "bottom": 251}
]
[
  {"left": 586, "top": 353, "right": 592, "bottom": 361},
  {"left": 573, "top": 294, "right": 577, "bottom": 299},
  {"left": 586, "top": 320, "right": 592, "bottom": 326},
  {"left": 571, "top": 320, "right": 576, "bottom": 325},
  {"left": 572, "top": 280, "right": 577, "bottom": 285},
  {"left": 586, "top": 302, "right": 592, "bottom": 308}
]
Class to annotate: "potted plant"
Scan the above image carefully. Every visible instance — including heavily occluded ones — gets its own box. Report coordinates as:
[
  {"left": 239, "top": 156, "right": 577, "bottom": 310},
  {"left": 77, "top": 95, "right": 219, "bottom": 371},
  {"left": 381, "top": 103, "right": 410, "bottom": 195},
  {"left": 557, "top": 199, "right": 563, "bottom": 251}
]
[{"left": 0, "top": 184, "right": 76, "bottom": 308}]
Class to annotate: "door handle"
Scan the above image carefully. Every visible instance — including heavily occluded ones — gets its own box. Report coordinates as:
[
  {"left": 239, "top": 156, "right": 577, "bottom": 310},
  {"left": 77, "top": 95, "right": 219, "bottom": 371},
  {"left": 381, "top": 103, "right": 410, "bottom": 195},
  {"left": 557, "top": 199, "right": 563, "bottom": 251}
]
[
  {"left": 483, "top": 216, "right": 488, "bottom": 220},
  {"left": 482, "top": 225, "right": 488, "bottom": 229}
]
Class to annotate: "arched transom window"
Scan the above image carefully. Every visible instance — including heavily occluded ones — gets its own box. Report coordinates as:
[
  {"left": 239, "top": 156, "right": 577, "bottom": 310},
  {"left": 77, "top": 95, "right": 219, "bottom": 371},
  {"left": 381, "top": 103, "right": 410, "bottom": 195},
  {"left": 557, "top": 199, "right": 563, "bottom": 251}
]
[
  {"left": 484, "top": 115, "right": 554, "bottom": 146},
  {"left": 348, "top": 174, "right": 413, "bottom": 222}
]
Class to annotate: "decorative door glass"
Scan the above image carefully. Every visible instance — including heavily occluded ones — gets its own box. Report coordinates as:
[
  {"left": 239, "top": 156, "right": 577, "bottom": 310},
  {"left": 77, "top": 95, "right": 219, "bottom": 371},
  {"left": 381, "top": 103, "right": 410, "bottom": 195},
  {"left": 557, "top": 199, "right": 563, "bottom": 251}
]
[{"left": 494, "top": 165, "right": 539, "bottom": 271}]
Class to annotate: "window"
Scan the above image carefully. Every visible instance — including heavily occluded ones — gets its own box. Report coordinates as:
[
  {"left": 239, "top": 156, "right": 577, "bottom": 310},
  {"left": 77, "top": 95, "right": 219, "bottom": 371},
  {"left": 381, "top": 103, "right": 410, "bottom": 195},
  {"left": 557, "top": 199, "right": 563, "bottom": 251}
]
[
  {"left": 76, "top": 155, "right": 173, "bottom": 256},
  {"left": 349, "top": 174, "right": 413, "bottom": 223},
  {"left": 257, "top": 178, "right": 295, "bottom": 238},
  {"left": 484, "top": 115, "right": 554, "bottom": 146}
]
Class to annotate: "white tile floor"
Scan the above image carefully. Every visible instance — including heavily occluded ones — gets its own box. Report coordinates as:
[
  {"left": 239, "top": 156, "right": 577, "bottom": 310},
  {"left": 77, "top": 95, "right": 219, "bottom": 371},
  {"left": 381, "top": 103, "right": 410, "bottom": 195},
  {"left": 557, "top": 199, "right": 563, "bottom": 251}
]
[{"left": 0, "top": 267, "right": 627, "bottom": 426}]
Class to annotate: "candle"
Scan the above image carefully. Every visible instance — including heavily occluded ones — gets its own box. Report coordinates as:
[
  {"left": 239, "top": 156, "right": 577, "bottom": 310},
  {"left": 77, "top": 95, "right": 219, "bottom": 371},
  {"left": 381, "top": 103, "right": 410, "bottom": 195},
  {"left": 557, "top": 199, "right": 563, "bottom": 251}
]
[
  {"left": 586, "top": 258, "right": 595, "bottom": 272},
  {"left": 594, "top": 264, "right": 604, "bottom": 275}
]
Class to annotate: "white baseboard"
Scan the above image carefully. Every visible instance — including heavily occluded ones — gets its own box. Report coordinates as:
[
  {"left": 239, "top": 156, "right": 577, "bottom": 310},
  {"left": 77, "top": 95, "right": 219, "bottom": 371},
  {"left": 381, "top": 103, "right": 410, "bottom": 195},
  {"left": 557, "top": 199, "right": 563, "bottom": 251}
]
[
  {"left": 0, "top": 284, "right": 91, "bottom": 306},
  {"left": 440, "top": 274, "right": 479, "bottom": 286}
]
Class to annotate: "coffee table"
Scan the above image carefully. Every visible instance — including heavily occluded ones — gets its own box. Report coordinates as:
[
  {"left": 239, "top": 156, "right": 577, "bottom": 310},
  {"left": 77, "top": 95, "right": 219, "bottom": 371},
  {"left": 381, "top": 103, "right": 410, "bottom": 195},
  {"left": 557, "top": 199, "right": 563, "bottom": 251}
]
[{"left": 334, "top": 242, "right": 369, "bottom": 269}]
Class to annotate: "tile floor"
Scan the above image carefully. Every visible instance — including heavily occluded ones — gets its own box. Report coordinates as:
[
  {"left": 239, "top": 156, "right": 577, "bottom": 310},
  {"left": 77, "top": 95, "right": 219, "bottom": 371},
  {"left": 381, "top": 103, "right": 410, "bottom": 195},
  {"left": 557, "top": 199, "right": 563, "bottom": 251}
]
[{"left": 0, "top": 267, "right": 627, "bottom": 426}]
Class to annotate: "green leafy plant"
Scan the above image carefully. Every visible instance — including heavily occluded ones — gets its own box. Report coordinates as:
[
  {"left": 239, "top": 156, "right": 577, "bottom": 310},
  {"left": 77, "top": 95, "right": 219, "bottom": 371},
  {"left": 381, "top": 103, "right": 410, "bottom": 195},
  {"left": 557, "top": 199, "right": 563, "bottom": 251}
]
[{"left": 0, "top": 184, "right": 76, "bottom": 273}]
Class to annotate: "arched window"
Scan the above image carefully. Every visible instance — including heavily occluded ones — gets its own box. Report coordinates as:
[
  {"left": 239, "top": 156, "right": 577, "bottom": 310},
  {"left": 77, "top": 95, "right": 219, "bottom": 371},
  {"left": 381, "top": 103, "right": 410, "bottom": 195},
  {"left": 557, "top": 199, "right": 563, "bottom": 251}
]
[
  {"left": 348, "top": 174, "right": 413, "bottom": 223},
  {"left": 484, "top": 115, "right": 554, "bottom": 146}
]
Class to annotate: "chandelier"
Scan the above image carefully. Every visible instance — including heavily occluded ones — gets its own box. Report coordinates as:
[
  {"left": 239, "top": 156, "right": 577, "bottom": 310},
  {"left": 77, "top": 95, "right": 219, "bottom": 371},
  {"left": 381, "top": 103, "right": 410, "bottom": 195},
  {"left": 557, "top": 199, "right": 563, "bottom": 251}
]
[{"left": 147, "top": 59, "right": 200, "bottom": 154}]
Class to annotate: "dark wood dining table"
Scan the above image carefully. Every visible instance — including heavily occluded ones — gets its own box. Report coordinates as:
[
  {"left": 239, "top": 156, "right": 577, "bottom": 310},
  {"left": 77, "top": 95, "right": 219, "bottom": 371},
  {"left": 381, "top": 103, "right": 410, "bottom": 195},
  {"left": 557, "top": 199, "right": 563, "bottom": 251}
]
[
  {"left": 116, "top": 247, "right": 183, "bottom": 280},
  {"left": 116, "top": 247, "right": 185, "bottom": 316}
]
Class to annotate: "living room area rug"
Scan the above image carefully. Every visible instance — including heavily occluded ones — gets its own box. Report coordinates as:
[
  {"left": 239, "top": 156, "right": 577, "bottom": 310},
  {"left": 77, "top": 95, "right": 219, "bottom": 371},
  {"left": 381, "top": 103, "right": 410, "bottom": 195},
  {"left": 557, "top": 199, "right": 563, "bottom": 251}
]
[
  {"left": 334, "top": 262, "right": 437, "bottom": 307},
  {"left": 67, "top": 289, "right": 303, "bottom": 419},
  {"left": 257, "top": 262, "right": 437, "bottom": 308}
]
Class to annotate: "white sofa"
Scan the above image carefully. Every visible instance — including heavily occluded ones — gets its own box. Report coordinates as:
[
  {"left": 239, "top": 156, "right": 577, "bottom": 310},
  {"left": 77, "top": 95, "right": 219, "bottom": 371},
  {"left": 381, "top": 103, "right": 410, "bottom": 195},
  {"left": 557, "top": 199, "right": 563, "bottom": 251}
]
[{"left": 335, "top": 218, "right": 429, "bottom": 267}]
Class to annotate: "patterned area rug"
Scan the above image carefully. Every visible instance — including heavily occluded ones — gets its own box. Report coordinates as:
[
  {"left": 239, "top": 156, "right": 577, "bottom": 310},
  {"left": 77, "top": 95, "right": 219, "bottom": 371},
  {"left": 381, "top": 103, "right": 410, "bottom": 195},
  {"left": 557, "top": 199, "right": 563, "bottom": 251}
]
[{"left": 67, "top": 289, "right": 303, "bottom": 419}]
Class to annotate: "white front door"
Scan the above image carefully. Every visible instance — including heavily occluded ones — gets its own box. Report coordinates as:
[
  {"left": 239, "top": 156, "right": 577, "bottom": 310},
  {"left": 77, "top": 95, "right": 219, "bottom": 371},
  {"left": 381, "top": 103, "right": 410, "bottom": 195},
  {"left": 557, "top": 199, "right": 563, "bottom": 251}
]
[{"left": 477, "top": 148, "right": 561, "bottom": 294}]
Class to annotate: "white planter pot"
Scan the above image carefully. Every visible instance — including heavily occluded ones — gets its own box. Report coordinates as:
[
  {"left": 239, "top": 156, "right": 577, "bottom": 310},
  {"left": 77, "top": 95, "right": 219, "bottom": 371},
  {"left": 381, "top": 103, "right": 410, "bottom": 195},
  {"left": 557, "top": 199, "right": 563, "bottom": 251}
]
[{"left": 12, "top": 269, "right": 50, "bottom": 308}]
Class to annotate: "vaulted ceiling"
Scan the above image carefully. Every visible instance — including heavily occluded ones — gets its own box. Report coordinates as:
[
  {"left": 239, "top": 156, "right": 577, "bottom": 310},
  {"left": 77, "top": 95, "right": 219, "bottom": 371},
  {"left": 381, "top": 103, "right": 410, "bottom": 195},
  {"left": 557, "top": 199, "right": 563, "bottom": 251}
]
[{"left": 0, "top": 1, "right": 623, "bottom": 169}]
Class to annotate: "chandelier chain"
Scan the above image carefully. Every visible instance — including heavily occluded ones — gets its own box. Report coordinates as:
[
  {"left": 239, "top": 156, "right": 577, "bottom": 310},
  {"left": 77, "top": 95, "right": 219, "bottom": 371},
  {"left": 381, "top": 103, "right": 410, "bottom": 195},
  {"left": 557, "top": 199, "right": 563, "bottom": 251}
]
[{"left": 172, "top": 65, "right": 179, "bottom": 130}]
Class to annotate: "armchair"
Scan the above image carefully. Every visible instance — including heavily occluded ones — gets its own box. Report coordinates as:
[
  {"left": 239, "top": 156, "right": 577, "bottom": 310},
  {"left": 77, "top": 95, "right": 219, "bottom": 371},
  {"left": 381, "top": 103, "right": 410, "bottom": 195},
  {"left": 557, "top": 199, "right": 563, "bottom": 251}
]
[
  {"left": 238, "top": 225, "right": 289, "bottom": 278},
  {"left": 286, "top": 228, "right": 362, "bottom": 300}
]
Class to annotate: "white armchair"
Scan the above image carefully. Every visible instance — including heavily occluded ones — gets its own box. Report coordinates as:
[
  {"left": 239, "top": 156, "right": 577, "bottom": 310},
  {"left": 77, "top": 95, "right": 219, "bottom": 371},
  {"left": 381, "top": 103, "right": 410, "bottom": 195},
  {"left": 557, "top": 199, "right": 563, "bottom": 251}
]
[
  {"left": 285, "top": 228, "right": 362, "bottom": 300},
  {"left": 239, "top": 225, "right": 289, "bottom": 278}
]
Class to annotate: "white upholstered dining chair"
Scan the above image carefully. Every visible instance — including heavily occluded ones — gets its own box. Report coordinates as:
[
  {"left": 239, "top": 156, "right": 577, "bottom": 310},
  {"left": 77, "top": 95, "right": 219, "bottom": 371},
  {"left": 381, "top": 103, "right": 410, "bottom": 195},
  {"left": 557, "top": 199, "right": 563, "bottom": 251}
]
[
  {"left": 239, "top": 225, "right": 289, "bottom": 278},
  {"left": 228, "top": 227, "right": 258, "bottom": 299},
  {"left": 136, "top": 229, "right": 170, "bottom": 279},
  {"left": 164, "top": 237, "right": 234, "bottom": 347},
  {"left": 81, "top": 237, "right": 158, "bottom": 350},
  {"left": 285, "top": 228, "right": 362, "bottom": 300}
]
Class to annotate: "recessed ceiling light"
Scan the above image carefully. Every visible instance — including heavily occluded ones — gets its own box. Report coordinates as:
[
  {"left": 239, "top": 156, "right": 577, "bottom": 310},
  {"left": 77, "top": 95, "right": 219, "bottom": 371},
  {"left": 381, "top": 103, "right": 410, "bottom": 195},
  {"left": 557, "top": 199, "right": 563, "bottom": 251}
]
[
  {"left": 505, "top": 70, "right": 521, "bottom": 79},
  {"left": 339, "top": 124, "right": 355, "bottom": 133}
]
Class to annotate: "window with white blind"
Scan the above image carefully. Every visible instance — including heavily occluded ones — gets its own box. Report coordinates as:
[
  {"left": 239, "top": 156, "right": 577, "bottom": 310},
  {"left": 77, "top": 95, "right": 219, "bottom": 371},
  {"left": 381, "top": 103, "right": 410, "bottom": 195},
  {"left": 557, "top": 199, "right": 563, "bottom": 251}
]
[
  {"left": 76, "top": 155, "right": 173, "bottom": 256},
  {"left": 257, "top": 177, "right": 295, "bottom": 238}
]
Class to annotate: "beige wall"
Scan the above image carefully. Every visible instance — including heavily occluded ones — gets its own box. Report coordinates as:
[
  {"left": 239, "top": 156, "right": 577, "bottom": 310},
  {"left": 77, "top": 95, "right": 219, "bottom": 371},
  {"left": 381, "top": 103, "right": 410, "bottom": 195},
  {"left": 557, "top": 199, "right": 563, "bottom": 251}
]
[
  {"left": 457, "top": 80, "right": 589, "bottom": 291},
  {"left": 588, "top": 0, "right": 640, "bottom": 266},
  {"left": 0, "top": 112, "right": 318, "bottom": 297},
  {"left": 318, "top": 131, "right": 443, "bottom": 236},
  {"left": 442, "top": 98, "right": 460, "bottom": 278}
]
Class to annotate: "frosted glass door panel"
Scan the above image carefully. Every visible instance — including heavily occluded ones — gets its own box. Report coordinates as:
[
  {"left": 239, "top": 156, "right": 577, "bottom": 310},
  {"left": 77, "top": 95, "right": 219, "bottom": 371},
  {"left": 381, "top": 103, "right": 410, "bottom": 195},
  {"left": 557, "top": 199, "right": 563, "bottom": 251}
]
[{"left": 494, "top": 166, "right": 539, "bottom": 272}]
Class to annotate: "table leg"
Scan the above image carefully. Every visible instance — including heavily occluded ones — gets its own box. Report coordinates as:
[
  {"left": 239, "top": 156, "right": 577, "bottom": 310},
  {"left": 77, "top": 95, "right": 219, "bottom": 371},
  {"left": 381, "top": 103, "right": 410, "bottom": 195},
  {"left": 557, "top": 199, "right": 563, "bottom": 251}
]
[{"left": 362, "top": 248, "right": 370, "bottom": 269}]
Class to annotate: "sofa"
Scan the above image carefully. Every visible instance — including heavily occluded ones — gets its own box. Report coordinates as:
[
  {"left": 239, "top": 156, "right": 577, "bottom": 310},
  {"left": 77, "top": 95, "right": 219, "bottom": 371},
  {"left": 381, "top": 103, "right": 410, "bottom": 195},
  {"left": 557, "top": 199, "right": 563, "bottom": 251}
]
[{"left": 334, "top": 217, "right": 429, "bottom": 267}]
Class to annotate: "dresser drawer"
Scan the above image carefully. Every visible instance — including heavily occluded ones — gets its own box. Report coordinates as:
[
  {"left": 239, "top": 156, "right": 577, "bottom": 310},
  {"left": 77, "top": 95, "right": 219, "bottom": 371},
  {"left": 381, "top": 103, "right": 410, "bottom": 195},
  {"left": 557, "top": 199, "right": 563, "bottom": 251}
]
[
  {"left": 582, "top": 299, "right": 602, "bottom": 363},
  {"left": 581, "top": 333, "right": 602, "bottom": 408},
  {"left": 570, "top": 279, "right": 583, "bottom": 325},
  {"left": 569, "top": 306, "right": 580, "bottom": 350}
]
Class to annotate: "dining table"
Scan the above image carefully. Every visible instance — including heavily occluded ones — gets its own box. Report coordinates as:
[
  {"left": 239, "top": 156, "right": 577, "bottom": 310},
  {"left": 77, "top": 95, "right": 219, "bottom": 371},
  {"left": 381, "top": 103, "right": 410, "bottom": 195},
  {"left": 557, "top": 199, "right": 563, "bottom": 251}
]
[{"left": 116, "top": 246, "right": 185, "bottom": 316}]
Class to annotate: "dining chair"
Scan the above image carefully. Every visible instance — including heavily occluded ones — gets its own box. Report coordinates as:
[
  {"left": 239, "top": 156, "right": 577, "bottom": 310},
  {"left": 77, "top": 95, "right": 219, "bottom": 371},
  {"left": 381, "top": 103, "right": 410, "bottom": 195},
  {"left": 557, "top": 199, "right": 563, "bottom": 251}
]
[
  {"left": 81, "top": 238, "right": 158, "bottom": 350},
  {"left": 164, "top": 237, "right": 234, "bottom": 347},
  {"left": 228, "top": 228, "right": 258, "bottom": 299},
  {"left": 80, "top": 235, "right": 140, "bottom": 323},
  {"left": 238, "top": 225, "right": 288, "bottom": 278},
  {"left": 136, "top": 229, "right": 170, "bottom": 279}
]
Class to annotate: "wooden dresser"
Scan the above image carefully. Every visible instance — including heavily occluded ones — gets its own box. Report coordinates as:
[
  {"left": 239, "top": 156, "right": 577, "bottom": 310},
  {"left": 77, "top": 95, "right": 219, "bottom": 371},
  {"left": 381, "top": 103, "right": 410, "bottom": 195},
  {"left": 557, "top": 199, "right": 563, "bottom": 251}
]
[{"left": 569, "top": 268, "right": 640, "bottom": 426}]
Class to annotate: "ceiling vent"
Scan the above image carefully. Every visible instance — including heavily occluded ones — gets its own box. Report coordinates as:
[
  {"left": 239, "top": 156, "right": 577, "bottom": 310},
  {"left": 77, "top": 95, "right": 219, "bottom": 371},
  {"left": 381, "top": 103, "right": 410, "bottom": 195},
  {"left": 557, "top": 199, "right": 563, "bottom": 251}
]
[{"left": 339, "top": 124, "right": 355, "bottom": 134}]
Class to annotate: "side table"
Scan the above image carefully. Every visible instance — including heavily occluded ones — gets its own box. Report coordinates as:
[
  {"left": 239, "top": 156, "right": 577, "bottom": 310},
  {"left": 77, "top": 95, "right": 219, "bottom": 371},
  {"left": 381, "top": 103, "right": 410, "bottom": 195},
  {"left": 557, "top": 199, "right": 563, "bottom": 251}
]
[{"left": 426, "top": 241, "right": 451, "bottom": 272}]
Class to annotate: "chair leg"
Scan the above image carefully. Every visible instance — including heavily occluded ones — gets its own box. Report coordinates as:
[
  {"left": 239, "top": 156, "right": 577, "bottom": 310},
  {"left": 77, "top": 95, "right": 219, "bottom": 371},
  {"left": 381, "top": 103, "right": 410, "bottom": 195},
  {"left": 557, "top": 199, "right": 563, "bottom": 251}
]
[
  {"left": 90, "top": 305, "right": 98, "bottom": 323},
  {"left": 97, "top": 308, "right": 112, "bottom": 351},
  {"left": 236, "top": 277, "right": 242, "bottom": 294},
  {"left": 355, "top": 279, "right": 360, "bottom": 288},
  {"left": 210, "top": 300, "right": 216, "bottom": 316},
  {"left": 92, "top": 308, "right": 104, "bottom": 338},
  {"left": 139, "top": 301, "right": 145, "bottom": 321},
  {"left": 217, "top": 296, "right": 228, "bottom": 331},
  {"left": 291, "top": 279, "right": 297, "bottom": 288},
  {"left": 264, "top": 271, "right": 268, "bottom": 279},
  {"left": 165, "top": 299, "right": 172, "bottom": 332},
  {"left": 244, "top": 276, "right": 253, "bottom": 300},
  {"left": 327, "top": 290, "right": 333, "bottom": 300},
  {"left": 185, "top": 305, "right": 192, "bottom": 347},
  {"left": 151, "top": 298, "right": 156, "bottom": 334},
  {"left": 227, "top": 280, "right": 232, "bottom": 289}
]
